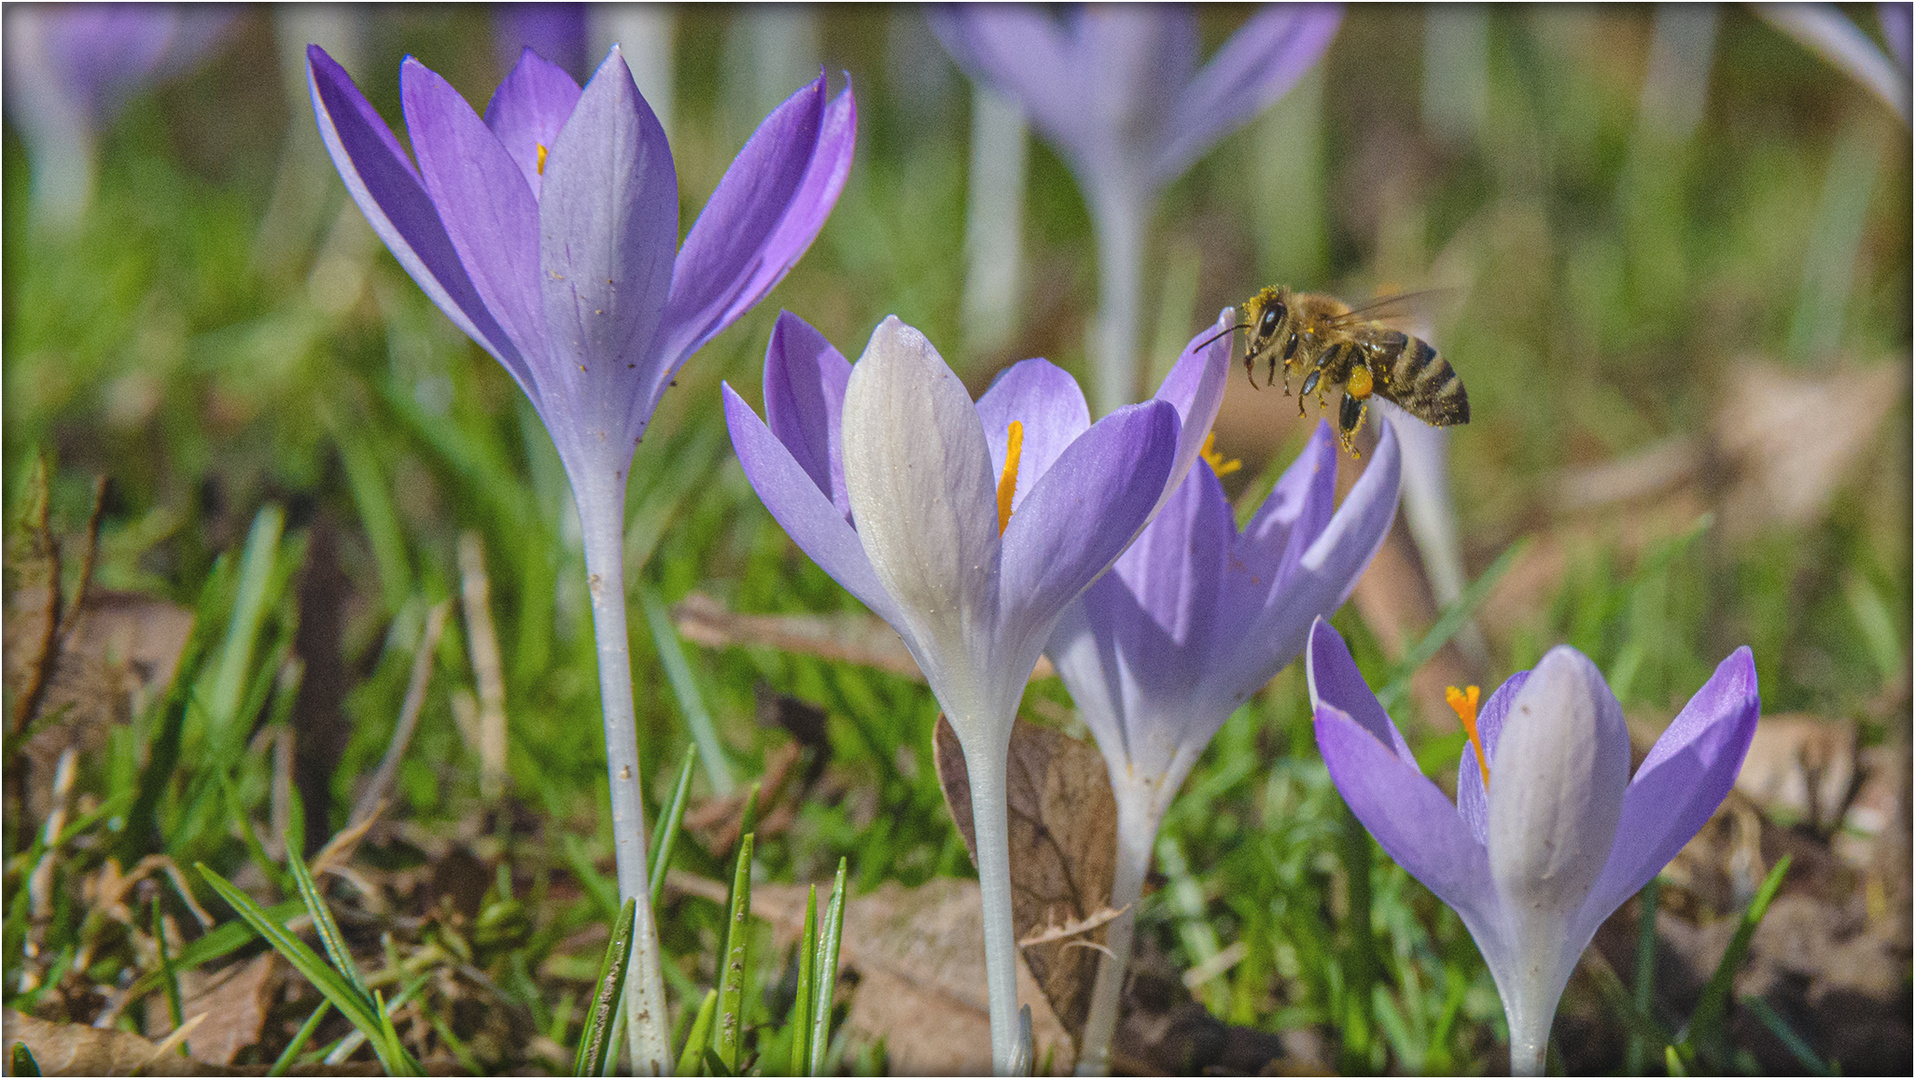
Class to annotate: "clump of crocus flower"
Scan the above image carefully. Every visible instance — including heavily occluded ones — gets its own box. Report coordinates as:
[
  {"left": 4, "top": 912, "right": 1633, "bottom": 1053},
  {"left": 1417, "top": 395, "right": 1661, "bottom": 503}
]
[
  {"left": 309, "top": 43, "right": 853, "bottom": 1069},
  {"left": 932, "top": 3, "right": 1342, "bottom": 415},
  {"left": 1307, "top": 619, "right": 1760, "bottom": 1076},
  {"left": 725, "top": 311, "right": 1229, "bottom": 1072},
  {"left": 1046, "top": 419, "right": 1401, "bottom": 1074}
]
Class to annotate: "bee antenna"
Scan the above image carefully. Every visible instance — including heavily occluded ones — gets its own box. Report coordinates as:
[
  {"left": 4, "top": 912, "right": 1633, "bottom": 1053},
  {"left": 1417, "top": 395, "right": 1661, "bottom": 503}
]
[{"left": 1196, "top": 323, "right": 1250, "bottom": 352}]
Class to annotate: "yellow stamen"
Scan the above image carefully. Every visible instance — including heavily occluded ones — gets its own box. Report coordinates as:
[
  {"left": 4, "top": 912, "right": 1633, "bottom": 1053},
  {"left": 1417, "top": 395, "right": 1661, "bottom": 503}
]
[
  {"left": 1447, "top": 685, "right": 1489, "bottom": 789},
  {"left": 536, "top": 143, "right": 548, "bottom": 175},
  {"left": 996, "top": 420, "right": 1024, "bottom": 534},
  {"left": 1200, "top": 431, "right": 1242, "bottom": 477}
]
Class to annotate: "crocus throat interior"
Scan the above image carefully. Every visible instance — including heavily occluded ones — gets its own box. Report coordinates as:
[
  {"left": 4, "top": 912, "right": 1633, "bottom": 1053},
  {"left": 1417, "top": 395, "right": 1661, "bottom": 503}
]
[
  {"left": 1200, "top": 430, "right": 1242, "bottom": 476},
  {"left": 996, "top": 421, "right": 1024, "bottom": 534},
  {"left": 536, "top": 143, "right": 548, "bottom": 175},
  {"left": 1448, "top": 684, "right": 1489, "bottom": 788}
]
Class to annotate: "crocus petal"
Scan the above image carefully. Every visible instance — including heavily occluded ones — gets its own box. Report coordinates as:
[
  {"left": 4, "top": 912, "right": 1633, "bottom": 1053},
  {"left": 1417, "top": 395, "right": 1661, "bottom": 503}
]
[
  {"left": 975, "top": 358, "right": 1091, "bottom": 507},
  {"left": 1237, "top": 421, "right": 1337, "bottom": 598},
  {"left": 1579, "top": 648, "right": 1760, "bottom": 925},
  {"left": 1456, "top": 670, "right": 1530, "bottom": 847},
  {"left": 660, "top": 73, "right": 856, "bottom": 370},
  {"left": 307, "top": 46, "right": 536, "bottom": 396},
  {"left": 1152, "top": 4, "right": 1342, "bottom": 187},
  {"left": 538, "top": 46, "right": 678, "bottom": 463},
  {"left": 1306, "top": 617, "right": 1413, "bottom": 761},
  {"left": 927, "top": 5, "right": 1084, "bottom": 165},
  {"left": 1214, "top": 423, "right": 1399, "bottom": 705},
  {"left": 1485, "top": 647, "right": 1629, "bottom": 918},
  {"left": 763, "top": 311, "right": 853, "bottom": 520},
  {"left": 483, "top": 47, "right": 583, "bottom": 198},
  {"left": 401, "top": 57, "right": 547, "bottom": 371},
  {"left": 841, "top": 318, "right": 1002, "bottom": 663},
  {"left": 1080, "top": 6, "right": 1196, "bottom": 178},
  {"left": 998, "top": 399, "right": 1179, "bottom": 638},
  {"left": 1152, "top": 311, "right": 1234, "bottom": 506},
  {"left": 722, "top": 383, "right": 902, "bottom": 630},
  {"left": 1315, "top": 704, "right": 1498, "bottom": 925}
]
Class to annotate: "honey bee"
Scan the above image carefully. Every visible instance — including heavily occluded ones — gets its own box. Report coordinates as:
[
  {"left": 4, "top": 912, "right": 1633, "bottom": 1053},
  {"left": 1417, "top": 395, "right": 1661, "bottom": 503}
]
[{"left": 1219, "top": 285, "right": 1469, "bottom": 455}]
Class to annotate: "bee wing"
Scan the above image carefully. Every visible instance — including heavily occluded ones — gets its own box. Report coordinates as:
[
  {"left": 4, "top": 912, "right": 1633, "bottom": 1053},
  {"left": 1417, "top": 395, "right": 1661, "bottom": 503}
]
[{"left": 1322, "top": 287, "right": 1459, "bottom": 327}]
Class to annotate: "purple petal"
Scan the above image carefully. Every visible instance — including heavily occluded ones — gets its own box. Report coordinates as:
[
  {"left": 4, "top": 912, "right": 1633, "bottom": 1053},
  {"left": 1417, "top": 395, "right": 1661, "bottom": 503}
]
[
  {"left": 975, "top": 358, "right": 1091, "bottom": 510},
  {"left": 1316, "top": 705, "right": 1496, "bottom": 923},
  {"left": 1080, "top": 6, "right": 1196, "bottom": 175},
  {"left": 928, "top": 5, "right": 1085, "bottom": 165},
  {"left": 1210, "top": 422, "right": 1400, "bottom": 707},
  {"left": 483, "top": 47, "right": 582, "bottom": 198},
  {"left": 537, "top": 46, "right": 678, "bottom": 461},
  {"left": 1153, "top": 4, "right": 1342, "bottom": 187},
  {"left": 1305, "top": 619, "right": 1413, "bottom": 762},
  {"left": 494, "top": 2, "right": 589, "bottom": 82},
  {"left": 660, "top": 73, "right": 856, "bottom": 370},
  {"left": 401, "top": 57, "right": 547, "bottom": 372},
  {"left": 998, "top": 399, "right": 1180, "bottom": 632},
  {"left": 1883, "top": 2, "right": 1912, "bottom": 72},
  {"left": 1578, "top": 648, "right": 1761, "bottom": 927},
  {"left": 1152, "top": 311, "right": 1235, "bottom": 507},
  {"left": 1239, "top": 421, "right": 1337, "bottom": 597},
  {"left": 308, "top": 47, "right": 536, "bottom": 397},
  {"left": 723, "top": 383, "right": 901, "bottom": 629},
  {"left": 762, "top": 311, "right": 854, "bottom": 521},
  {"left": 1457, "top": 670, "right": 1530, "bottom": 847}
]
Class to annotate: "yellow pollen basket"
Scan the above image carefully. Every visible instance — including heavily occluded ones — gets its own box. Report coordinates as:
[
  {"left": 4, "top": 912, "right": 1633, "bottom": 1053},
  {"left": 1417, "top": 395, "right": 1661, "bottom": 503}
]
[
  {"left": 1447, "top": 685, "right": 1489, "bottom": 789},
  {"left": 1200, "top": 431, "right": 1242, "bottom": 477},
  {"left": 996, "top": 420, "right": 1024, "bottom": 534},
  {"left": 1347, "top": 364, "right": 1374, "bottom": 399},
  {"left": 536, "top": 143, "right": 549, "bottom": 176}
]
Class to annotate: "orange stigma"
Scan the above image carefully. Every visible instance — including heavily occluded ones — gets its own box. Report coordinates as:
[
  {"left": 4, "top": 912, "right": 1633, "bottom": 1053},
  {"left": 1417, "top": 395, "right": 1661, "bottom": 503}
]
[
  {"left": 1200, "top": 431, "right": 1242, "bottom": 477},
  {"left": 536, "top": 143, "right": 548, "bottom": 175},
  {"left": 1447, "top": 685, "right": 1489, "bottom": 789},
  {"left": 996, "top": 421, "right": 1024, "bottom": 534}
]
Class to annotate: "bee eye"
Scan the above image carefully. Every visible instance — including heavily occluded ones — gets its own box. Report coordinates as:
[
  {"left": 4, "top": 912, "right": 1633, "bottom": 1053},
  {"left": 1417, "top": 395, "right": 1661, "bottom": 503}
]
[{"left": 1260, "top": 306, "right": 1281, "bottom": 334}]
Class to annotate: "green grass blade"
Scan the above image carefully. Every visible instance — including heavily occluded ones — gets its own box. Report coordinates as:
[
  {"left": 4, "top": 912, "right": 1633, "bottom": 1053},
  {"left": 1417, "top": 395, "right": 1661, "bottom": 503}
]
[
  {"left": 675, "top": 990, "right": 720, "bottom": 1077},
  {"left": 573, "top": 898, "right": 638, "bottom": 1077},
  {"left": 649, "top": 744, "right": 699, "bottom": 908},
  {"left": 116, "top": 579, "right": 217, "bottom": 865},
  {"left": 206, "top": 504, "right": 284, "bottom": 734},
  {"left": 373, "top": 988, "right": 424, "bottom": 1076},
  {"left": 151, "top": 899, "right": 185, "bottom": 1038},
  {"left": 807, "top": 858, "right": 848, "bottom": 1076},
  {"left": 284, "top": 839, "right": 370, "bottom": 1000},
  {"left": 1740, "top": 995, "right": 1836, "bottom": 1076},
  {"left": 713, "top": 833, "right": 755, "bottom": 1072},
  {"left": 269, "top": 1001, "right": 332, "bottom": 1077},
  {"left": 195, "top": 863, "right": 381, "bottom": 1042},
  {"left": 788, "top": 884, "right": 820, "bottom": 1075},
  {"left": 1626, "top": 876, "right": 1661, "bottom": 1074},
  {"left": 1376, "top": 536, "right": 1530, "bottom": 712},
  {"left": 1678, "top": 854, "right": 1792, "bottom": 1066},
  {"left": 11, "top": 1041, "right": 40, "bottom": 1076},
  {"left": 127, "top": 899, "right": 304, "bottom": 999},
  {"left": 640, "top": 585, "right": 736, "bottom": 795}
]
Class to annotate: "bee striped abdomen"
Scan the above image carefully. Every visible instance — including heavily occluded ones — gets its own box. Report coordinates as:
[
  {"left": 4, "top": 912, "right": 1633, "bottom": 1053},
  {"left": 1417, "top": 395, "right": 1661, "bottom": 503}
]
[{"left": 1387, "top": 337, "right": 1470, "bottom": 424}]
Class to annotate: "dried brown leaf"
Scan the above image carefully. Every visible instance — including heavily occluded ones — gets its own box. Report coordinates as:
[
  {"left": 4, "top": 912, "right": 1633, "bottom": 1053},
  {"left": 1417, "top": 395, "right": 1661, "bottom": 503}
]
[
  {"left": 932, "top": 716, "right": 1116, "bottom": 1046},
  {"left": 145, "top": 952, "right": 279, "bottom": 1066},
  {"left": 5, "top": 1007, "right": 231, "bottom": 1075}
]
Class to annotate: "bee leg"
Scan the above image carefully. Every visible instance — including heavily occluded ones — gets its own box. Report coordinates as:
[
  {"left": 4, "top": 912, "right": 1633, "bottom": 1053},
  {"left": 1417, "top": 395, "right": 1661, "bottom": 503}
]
[
  {"left": 1337, "top": 391, "right": 1367, "bottom": 456},
  {"left": 1298, "top": 369, "right": 1319, "bottom": 416},
  {"left": 1244, "top": 353, "right": 1258, "bottom": 389}
]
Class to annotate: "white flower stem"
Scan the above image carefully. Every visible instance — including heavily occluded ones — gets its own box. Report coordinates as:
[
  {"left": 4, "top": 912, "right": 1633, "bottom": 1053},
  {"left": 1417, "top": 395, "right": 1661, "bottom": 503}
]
[
  {"left": 1074, "top": 784, "right": 1160, "bottom": 1075},
  {"left": 578, "top": 486, "right": 672, "bottom": 1074},
  {"left": 1089, "top": 178, "right": 1150, "bottom": 418},
  {"left": 1505, "top": 1000, "right": 1549, "bottom": 1077},
  {"left": 962, "top": 735, "right": 1023, "bottom": 1074}
]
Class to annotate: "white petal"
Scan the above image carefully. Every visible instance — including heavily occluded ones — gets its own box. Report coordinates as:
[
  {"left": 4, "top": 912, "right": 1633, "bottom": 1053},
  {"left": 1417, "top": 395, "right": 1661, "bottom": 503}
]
[
  {"left": 840, "top": 316, "right": 1006, "bottom": 730},
  {"left": 1484, "top": 645, "right": 1631, "bottom": 1053}
]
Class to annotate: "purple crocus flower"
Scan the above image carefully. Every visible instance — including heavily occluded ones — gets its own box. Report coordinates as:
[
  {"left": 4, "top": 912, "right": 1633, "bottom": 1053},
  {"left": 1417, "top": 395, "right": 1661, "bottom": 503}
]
[
  {"left": 931, "top": 3, "right": 1342, "bottom": 415},
  {"left": 725, "top": 310, "right": 1229, "bottom": 1072},
  {"left": 309, "top": 44, "right": 853, "bottom": 1069},
  {"left": 4, "top": 3, "right": 231, "bottom": 226},
  {"left": 1046, "top": 418, "right": 1401, "bottom": 1073},
  {"left": 1307, "top": 620, "right": 1760, "bottom": 1076}
]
